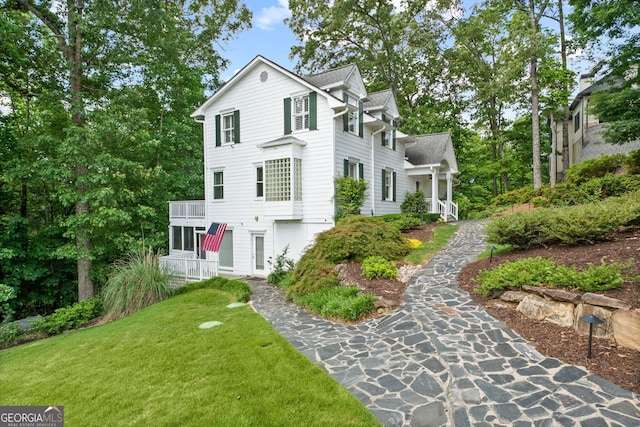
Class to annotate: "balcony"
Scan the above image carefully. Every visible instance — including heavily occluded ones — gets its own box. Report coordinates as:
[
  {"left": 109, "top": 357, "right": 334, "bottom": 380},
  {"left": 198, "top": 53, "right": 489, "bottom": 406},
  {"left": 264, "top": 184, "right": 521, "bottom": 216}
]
[
  {"left": 161, "top": 254, "right": 218, "bottom": 286},
  {"left": 169, "top": 201, "right": 205, "bottom": 220}
]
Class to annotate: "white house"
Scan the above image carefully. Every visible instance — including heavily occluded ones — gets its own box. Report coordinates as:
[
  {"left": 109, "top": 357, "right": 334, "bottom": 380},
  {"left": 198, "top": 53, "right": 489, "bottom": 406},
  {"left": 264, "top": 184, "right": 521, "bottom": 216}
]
[{"left": 162, "top": 56, "right": 458, "bottom": 281}]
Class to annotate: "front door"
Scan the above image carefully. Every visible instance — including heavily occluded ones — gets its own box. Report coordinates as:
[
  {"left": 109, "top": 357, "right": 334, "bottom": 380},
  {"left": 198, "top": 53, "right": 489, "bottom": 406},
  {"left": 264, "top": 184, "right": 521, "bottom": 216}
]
[{"left": 252, "top": 234, "right": 265, "bottom": 276}]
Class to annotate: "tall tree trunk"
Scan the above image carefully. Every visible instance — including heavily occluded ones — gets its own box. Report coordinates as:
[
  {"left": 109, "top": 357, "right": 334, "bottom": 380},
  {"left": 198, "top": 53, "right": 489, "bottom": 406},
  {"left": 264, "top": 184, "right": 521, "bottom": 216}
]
[
  {"left": 558, "top": 0, "right": 570, "bottom": 181},
  {"left": 529, "top": 0, "right": 543, "bottom": 190}
]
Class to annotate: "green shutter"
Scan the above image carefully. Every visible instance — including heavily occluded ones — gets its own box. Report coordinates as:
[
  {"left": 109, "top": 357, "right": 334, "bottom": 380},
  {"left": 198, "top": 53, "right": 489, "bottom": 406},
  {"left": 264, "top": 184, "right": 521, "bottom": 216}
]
[
  {"left": 358, "top": 100, "right": 363, "bottom": 137},
  {"left": 358, "top": 163, "right": 364, "bottom": 180},
  {"left": 381, "top": 131, "right": 386, "bottom": 146},
  {"left": 392, "top": 172, "right": 397, "bottom": 201},
  {"left": 392, "top": 120, "right": 397, "bottom": 150},
  {"left": 233, "top": 110, "right": 240, "bottom": 143},
  {"left": 343, "top": 93, "right": 349, "bottom": 132},
  {"left": 309, "top": 92, "right": 317, "bottom": 130},
  {"left": 284, "top": 98, "right": 292, "bottom": 135},
  {"left": 215, "top": 114, "right": 221, "bottom": 147},
  {"left": 343, "top": 159, "right": 349, "bottom": 177},
  {"left": 381, "top": 169, "right": 386, "bottom": 201}
]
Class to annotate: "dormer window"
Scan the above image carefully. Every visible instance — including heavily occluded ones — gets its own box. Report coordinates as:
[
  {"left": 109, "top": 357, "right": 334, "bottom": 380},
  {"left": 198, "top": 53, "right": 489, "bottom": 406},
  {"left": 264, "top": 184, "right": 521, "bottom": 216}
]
[{"left": 343, "top": 93, "right": 363, "bottom": 137}]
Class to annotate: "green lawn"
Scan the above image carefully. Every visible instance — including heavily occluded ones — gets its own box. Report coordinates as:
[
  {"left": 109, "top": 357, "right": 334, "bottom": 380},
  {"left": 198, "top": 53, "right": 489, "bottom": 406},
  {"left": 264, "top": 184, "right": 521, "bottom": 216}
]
[
  {"left": 0, "top": 289, "right": 380, "bottom": 426},
  {"left": 404, "top": 223, "right": 458, "bottom": 264}
]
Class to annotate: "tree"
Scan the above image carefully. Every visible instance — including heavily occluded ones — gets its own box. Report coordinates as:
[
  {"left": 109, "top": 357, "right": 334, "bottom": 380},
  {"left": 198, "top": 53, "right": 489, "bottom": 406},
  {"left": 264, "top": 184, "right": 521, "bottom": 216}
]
[
  {"left": 569, "top": 0, "right": 640, "bottom": 144},
  {"left": 2, "top": 0, "right": 251, "bottom": 303}
]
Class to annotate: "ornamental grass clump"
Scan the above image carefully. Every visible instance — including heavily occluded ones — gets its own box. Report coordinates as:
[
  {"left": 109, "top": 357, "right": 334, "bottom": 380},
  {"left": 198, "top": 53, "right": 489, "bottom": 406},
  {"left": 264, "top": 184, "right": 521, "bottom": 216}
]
[{"left": 102, "top": 249, "right": 172, "bottom": 319}]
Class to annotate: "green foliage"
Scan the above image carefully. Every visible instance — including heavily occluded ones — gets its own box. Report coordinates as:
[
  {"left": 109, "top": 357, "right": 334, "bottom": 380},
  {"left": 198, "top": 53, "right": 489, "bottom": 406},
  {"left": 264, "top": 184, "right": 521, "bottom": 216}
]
[
  {"left": 314, "top": 216, "right": 410, "bottom": 264},
  {"left": 475, "top": 257, "right": 631, "bottom": 296},
  {"left": 291, "top": 286, "right": 375, "bottom": 321},
  {"left": 566, "top": 154, "right": 625, "bottom": 185},
  {"left": 0, "top": 322, "right": 20, "bottom": 347},
  {"left": 625, "top": 149, "right": 640, "bottom": 175},
  {"left": 276, "top": 273, "right": 296, "bottom": 292},
  {"left": 172, "top": 277, "right": 251, "bottom": 303},
  {"left": 267, "top": 246, "right": 295, "bottom": 285},
  {"left": 335, "top": 176, "right": 368, "bottom": 219},
  {"left": 102, "top": 250, "right": 172, "bottom": 319},
  {"left": 491, "top": 187, "right": 536, "bottom": 207},
  {"left": 289, "top": 258, "right": 340, "bottom": 297},
  {"left": 401, "top": 190, "right": 430, "bottom": 220},
  {"left": 362, "top": 256, "right": 397, "bottom": 280},
  {"left": 487, "top": 190, "right": 640, "bottom": 248},
  {"left": 32, "top": 297, "right": 102, "bottom": 336},
  {"left": 0, "top": 284, "right": 16, "bottom": 322},
  {"left": 404, "top": 224, "right": 458, "bottom": 265},
  {"left": 381, "top": 213, "right": 422, "bottom": 231}
]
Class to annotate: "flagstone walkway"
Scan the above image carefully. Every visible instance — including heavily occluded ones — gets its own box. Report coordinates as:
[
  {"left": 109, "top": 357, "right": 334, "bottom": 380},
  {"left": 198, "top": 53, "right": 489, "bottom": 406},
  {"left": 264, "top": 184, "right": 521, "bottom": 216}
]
[{"left": 247, "top": 220, "right": 640, "bottom": 426}]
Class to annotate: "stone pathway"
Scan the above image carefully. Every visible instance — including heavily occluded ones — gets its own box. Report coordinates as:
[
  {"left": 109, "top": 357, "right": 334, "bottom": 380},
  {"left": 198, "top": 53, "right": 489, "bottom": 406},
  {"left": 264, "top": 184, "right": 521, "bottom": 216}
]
[{"left": 247, "top": 220, "right": 640, "bottom": 426}]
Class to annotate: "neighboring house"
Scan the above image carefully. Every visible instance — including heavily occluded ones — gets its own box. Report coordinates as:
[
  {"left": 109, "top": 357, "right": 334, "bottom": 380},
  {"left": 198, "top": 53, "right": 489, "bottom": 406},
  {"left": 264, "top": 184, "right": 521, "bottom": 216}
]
[
  {"left": 549, "top": 73, "right": 640, "bottom": 184},
  {"left": 162, "top": 55, "right": 458, "bottom": 282}
]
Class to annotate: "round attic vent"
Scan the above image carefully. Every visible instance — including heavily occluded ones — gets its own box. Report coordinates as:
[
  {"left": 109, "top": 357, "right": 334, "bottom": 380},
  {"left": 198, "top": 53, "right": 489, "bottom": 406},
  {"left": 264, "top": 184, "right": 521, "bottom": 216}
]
[{"left": 260, "top": 71, "right": 268, "bottom": 82}]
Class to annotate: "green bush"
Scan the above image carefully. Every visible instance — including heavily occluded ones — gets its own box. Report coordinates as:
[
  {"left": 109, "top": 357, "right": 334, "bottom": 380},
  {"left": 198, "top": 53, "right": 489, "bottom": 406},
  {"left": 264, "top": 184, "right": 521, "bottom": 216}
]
[
  {"left": 475, "top": 257, "right": 632, "bottom": 296},
  {"left": 267, "top": 246, "right": 295, "bottom": 285},
  {"left": 566, "top": 154, "right": 625, "bottom": 185},
  {"left": 335, "top": 176, "right": 368, "bottom": 219},
  {"left": 491, "top": 187, "right": 536, "bottom": 207},
  {"left": 362, "top": 256, "right": 397, "bottom": 279},
  {"left": 315, "top": 216, "right": 410, "bottom": 263},
  {"left": 289, "top": 258, "right": 340, "bottom": 297},
  {"left": 401, "top": 190, "right": 430, "bottom": 219},
  {"left": 487, "top": 190, "right": 640, "bottom": 248},
  {"left": 33, "top": 297, "right": 102, "bottom": 336},
  {"left": 0, "top": 284, "right": 16, "bottom": 322},
  {"left": 102, "top": 250, "right": 173, "bottom": 319},
  {"left": 382, "top": 213, "right": 422, "bottom": 231},
  {"left": 291, "top": 286, "right": 375, "bottom": 321},
  {"left": 173, "top": 277, "right": 251, "bottom": 302},
  {"left": 625, "top": 149, "right": 640, "bottom": 174},
  {"left": 0, "top": 322, "right": 20, "bottom": 347}
]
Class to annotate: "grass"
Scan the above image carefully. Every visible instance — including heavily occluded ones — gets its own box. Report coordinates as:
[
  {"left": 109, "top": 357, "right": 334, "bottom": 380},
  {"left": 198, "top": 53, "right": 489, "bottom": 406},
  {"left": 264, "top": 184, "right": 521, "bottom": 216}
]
[
  {"left": 404, "top": 224, "right": 458, "bottom": 264},
  {"left": 476, "top": 243, "right": 514, "bottom": 259},
  {"left": 0, "top": 289, "right": 380, "bottom": 426}
]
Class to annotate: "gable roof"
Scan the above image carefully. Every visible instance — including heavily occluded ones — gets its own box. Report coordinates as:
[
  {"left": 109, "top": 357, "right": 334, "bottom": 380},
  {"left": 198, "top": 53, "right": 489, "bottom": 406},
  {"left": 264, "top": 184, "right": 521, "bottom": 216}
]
[
  {"left": 570, "top": 75, "right": 624, "bottom": 110},
  {"left": 405, "top": 132, "right": 458, "bottom": 172},
  {"left": 303, "top": 63, "right": 358, "bottom": 89}
]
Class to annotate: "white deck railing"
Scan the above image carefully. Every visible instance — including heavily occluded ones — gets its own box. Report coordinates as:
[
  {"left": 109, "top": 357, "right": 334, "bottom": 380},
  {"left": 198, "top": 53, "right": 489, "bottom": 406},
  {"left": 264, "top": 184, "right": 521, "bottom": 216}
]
[
  {"left": 169, "top": 201, "right": 205, "bottom": 219},
  {"left": 428, "top": 199, "right": 458, "bottom": 222},
  {"left": 160, "top": 255, "right": 218, "bottom": 284}
]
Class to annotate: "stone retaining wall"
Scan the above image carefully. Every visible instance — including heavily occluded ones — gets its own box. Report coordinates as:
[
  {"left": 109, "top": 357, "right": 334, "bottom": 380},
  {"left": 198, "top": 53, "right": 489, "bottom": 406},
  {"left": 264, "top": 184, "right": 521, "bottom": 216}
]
[{"left": 496, "top": 287, "right": 640, "bottom": 352}]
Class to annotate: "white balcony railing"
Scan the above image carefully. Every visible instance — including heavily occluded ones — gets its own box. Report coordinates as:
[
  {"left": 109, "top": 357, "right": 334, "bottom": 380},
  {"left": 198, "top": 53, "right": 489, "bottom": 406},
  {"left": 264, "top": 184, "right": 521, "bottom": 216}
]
[
  {"left": 161, "top": 255, "right": 218, "bottom": 285},
  {"left": 169, "top": 201, "right": 205, "bottom": 219},
  {"left": 427, "top": 199, "right": 458, "bottom": 222}
]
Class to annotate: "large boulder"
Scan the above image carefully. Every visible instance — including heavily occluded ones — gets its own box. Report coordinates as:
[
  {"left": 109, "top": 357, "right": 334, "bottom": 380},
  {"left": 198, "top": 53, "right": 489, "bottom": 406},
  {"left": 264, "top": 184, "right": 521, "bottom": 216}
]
[
  {"left": 611, "top": 309, "right": 640, "bottom": 351},
  {"left": 574, "top": 303, "right": 613, "bottom": 338},
  {"left": 516, "top": 295, "right": 575, "bottom": 327}
]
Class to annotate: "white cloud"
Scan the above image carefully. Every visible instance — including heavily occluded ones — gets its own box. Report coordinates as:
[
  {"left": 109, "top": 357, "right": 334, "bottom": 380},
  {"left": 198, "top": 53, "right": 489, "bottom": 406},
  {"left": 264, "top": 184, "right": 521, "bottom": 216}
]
[{"left": 255, "top": 0, "right": 291, "bottom": 31}]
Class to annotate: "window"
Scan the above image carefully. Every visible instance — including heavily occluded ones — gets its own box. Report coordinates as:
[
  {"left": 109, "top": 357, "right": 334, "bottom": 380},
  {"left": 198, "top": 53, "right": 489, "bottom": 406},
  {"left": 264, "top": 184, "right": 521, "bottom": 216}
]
[
  {"left": 172, "top": 226, "right": 182, "bottom": 250},
  {"left": 256, "top": 166, "right": 264, "bottom": 197},
  {"left": 344, "top": 159, "right": 364, "bottom": 180},
  {"left": 293, "top": 95, "right": 310, "bottom": 131},
  {"left": 284, "top": 93, "right": 317, "bottom": 134},
  {"left": 343, "top": 94, "right": 363, "bottom": 136},
  {"left": 183, "top": 226, "right": 194, "bottom": 251},
  {"left": 222, "top": 113, "right": 234, "bottom": 144},
  {"left": 574, "top": 111, "right": 581, "bottom": 133},
  {"left": 265, "top": 157, "right": 302, "bottom": 202},
  {"left": 219, "top": 230, "right": 233, "bottom": 268},
  {"left": 171, "top": 226, "right": 194, "bottom": 251},
  {"left": 215, "top": 110, "right": 240, "bottom": 146},
  {"left": 213, "top": 171, "right": 224, "bottom": 200},
  {"left": 382, "top": 168, "right": 396, "bottom": 201},
  {"left": 382, "top": 131, "right": 391, "bottom": 148}
]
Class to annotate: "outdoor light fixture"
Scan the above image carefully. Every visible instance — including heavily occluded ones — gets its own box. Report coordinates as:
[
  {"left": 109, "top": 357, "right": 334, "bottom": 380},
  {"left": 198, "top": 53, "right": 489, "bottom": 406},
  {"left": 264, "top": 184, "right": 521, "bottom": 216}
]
[
  {"left": 580, "top": 314, "right": 604, "bottom": 359},
  {"left": 489, "top": 245, "right": 497, "bottom": 263}
]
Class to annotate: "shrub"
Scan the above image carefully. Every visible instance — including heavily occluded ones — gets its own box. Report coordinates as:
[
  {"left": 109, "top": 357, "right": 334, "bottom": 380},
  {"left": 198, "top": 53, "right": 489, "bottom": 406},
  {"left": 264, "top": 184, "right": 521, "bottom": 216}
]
[
  {"left": 0, "top": 284, "right": 16, "bottom": 322},
  {"left": 335, "top": 176, "right": 368, "bottom": 219},
  {"left": 362, "top": 256, "right": 397, "bottom": 279},
  {"left": 0, "top": 322, "right": 20, "bottom": 347},
  {"left": 33, "top": 297, "right": 102, "bottom": 336},
  {"left": 405, "top": 238, "right": 423, "bottom": 249},
  {"left": 173, "top": 276, "right": 251, "bottom": 302},
  {"left": 267, "top": 246, "right": 295, "bottom": 285},
  {"left": 566, "top": 154, "right": 625, "bottom": 185},
  {"left": 491, "top": 187, "right": 536, "bottom": 207},
  {"left": 401, "top": 190, "right": 430, "bottom": 219},
  {"left": 289, "top": 258, "right": 340, "bottom": 297},
  {"left": 475, "top": 257, "right": 631, "bottom": 296},
  {"left": 291, "top": 286, "right": 375, "bottom": 321},
  {"left": 625, "top": 149, "right": 640, "bottom": 174},
  {"left": 382, "top": 213, "right": 422, "bottom": 231},
  {"left": 102, "top": 249, "right": 172, "bottom": 319}
]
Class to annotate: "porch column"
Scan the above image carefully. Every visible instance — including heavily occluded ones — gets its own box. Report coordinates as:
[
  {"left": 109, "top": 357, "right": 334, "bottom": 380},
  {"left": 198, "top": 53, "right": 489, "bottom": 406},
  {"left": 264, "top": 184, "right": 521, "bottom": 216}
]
[
  {"left": 430, "top": 169, "right": 439, "bottom": 213},
  {"left": 446, "top": 172, "right": 453, "bottom": 218}
]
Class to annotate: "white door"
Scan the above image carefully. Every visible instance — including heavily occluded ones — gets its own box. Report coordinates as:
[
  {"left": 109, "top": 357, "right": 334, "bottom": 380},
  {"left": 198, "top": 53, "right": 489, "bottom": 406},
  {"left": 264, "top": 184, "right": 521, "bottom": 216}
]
[{"left": 252, "top": 234, "right": 265, "bottom": 276}]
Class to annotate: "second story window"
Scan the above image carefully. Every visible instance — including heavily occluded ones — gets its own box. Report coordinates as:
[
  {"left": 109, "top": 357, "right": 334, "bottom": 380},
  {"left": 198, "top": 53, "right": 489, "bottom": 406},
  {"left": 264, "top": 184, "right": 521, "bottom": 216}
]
[
  {"left": 256, "top": 166, "right": 264, "bottom": 197},
  {"left": 574, "top": 111, "right": 581, "bottom": 133},
  {"left": 343, "top": 93, "right": 363, "bottom": 137},
  {"left": 215, "top": 110, "right": 240, "bottom": 146},
  {"left": 222, "top": 113, "right": 234, "bottom": 144},
  {"left": 213, "top": 171, "right": 224, "bottom": 200},
  {"left": 293, "top": 95, "right": 310, "bottom": 131}
]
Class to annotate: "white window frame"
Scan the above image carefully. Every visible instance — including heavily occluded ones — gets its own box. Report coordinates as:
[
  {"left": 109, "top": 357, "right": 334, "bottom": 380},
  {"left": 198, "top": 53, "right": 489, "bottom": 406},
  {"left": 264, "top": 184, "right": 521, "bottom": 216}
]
[
  {"left": 384, "top": 168, "right": 394, "bottom": 201},
  {"left": 346, "top": 94, "right": 359, "bottom": 135},
  {"left": 293, "top": 95, "right": 310, "bottom": 131},
  {"left": 222, "top": 112, "right": 235, "bottom": 145},
  {"left": 256, "top": 165, "right": 264, "bottom": 198},
  {"left": 213, "top": 170, "right": 224, "bottom": 200}
]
